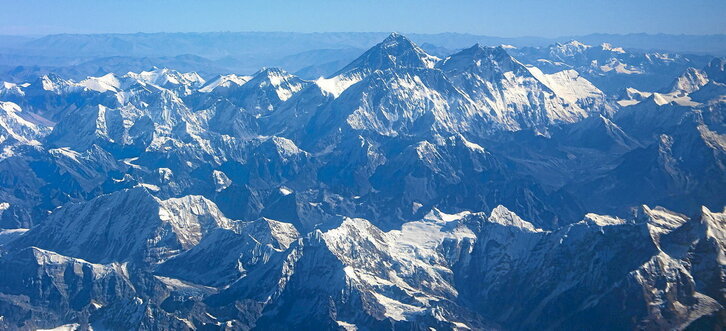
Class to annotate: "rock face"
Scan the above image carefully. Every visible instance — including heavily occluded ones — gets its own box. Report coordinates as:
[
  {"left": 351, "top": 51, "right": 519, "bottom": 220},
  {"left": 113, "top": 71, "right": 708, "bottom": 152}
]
[
  {"left": 1, "top": 201, "right": 723, "bottom": 330},
  {"left": 0, "top": 33, "right": 724, "bottom": 330}
]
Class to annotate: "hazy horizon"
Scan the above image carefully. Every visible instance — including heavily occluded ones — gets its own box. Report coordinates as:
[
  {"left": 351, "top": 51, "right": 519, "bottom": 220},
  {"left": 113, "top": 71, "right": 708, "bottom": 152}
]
[
  {"left": 2, "top": 0, "right": 724, "bottom": 37},
  {"left": 3, "top": 31, "right": 726, "bottom": 39}
]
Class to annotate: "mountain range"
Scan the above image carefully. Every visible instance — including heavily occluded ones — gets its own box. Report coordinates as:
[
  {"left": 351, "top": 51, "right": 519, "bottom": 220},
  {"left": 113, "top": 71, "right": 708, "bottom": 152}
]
[
  {"left": 0, "top": 33, "right": 724, "bottom": 330},
  {"left": 0, "top": 32, "right": 723, "bottom": 83}
]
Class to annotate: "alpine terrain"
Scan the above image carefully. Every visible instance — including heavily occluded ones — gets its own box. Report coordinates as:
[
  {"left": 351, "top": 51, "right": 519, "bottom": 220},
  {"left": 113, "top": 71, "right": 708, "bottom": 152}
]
[{"left": 0, "top": 33, "right": 723, "bottom": 330}]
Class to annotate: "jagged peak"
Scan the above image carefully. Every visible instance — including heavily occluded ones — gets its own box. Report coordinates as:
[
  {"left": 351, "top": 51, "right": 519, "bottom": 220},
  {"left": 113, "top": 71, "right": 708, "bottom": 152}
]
[
  {"left": 583, "top": 213, "right": 627, "bottom": 226},
  {"left": 636, "top": 205, "right": 689, "bottom": 229},
  {"left": 699, "top": 206, "right": 726, "bottom": 242},
  {"left": 572, "top": 113, "right": 622, "bottom": 132},
  {"left": 239, "top": 217, "right": 300, "bottom": 250},
  {"left": 550, "top": 40, "right": 591, "bottom": 57},
  {"left": 255, "top": 67, "right": 289, "bottom": 76},
  {"left": 600, "top": 42, "right": 626, "bottom": 53},
  {"left": 324, "top": 217, "right": 383, "bottom": 243},
  {"left": 8, "top": 188, "right": 240, "bottom": 265},
  {"left": 439, "top": 43, "right": 524, "bottom": 75},
  {"left": 376, "top": 32, "right": 425, "bottom": 56},
  {"left": 487, "top": 205, "right": 541, "bottom": 232},
  {"left": 0, "top": 100, "right": 22, "bottom": 113},
  {"left": 423, "top": 207, "right": 472, "bottom": 224},
  {"left": 36, "top": 73, "right": 74, "bottom": 92},
  {"left": 198, "top": 73, "right": 252, "bottom": 93},
  {"left": 258, "top": 136, "right": 308, "bottom": 158},
  {"left": 27, "top": 246, "right": 113, "bottom": 269},
  {"left": 126, "top": 67, "right": 205, "bottom": 86},
  {"left": 39, "top": 72, "right": 67, "bottom": 83},
  {"left": 446, "top": 134, "right": 487, "bottom": 153},
  {"left": 239, "top": 68, "right": 308, "bottom": 102},
  {"left": 459, "top": 43, "right": 511, "bottom": 58},
  {"left": 667, "top": 67, "right": 709, "bottom": 94},
  {"left": 251, "top": 67, "right": 305, "bottom": 85},
  {"left": 556, "top": 40, "right": 591, "bottom": 48},
  {"left": 331, "top": 32, "right": 438, "bottom": 77},
  {"left": 78, "top": 72, "right": 122, "bottom": 93},
  {"left": 121, "top": 185, "right": 161, "bottom": 201},
  {"left": 382, "top": 31, "right": 408, "bottom": 44}
]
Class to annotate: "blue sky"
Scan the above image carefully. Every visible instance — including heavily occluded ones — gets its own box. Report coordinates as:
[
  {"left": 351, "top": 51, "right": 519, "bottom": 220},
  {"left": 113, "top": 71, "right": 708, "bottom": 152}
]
[{"left": 1, "top": 0, "right": 724, "bottom": 37}]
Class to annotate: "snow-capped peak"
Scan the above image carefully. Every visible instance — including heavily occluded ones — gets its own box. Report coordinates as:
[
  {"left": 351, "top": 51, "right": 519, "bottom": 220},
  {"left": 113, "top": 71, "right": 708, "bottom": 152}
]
[
  {"left": 699, "top": 206, "right": 725, "bottom": 245},
  {"left": 247, "top": 67, "right": 307, "bottom": 102},
  {"left": 438, "top": 44, "right": 522, "bottom": 76},
  {"left": 0, "top": 101, "right": 49, "bottom": 149},
  {"left": 600, "top": 42, "right": 626, "bottom": 53},
  {"left": 551, "top": 40, "right": 591, "bottom": 57},
  {"left": 38, "top": 74, "right": 76, "bottom": 93},
  {"left": 198, "top": 74, "right": 252, "bottom": 93},
  {"left": 668, "top": 67, "right": 709, "bottom": 94},
  {"left": 79, "top": 73, "right": 122, "bottom": 93},
  {"left": 125, "top": 67, "right": 205, "bottom": 89},
  {"left": 487, "top": 205, "right": 541, "bottom": 232},
  {"left": 331, "top": 32, "right": 439, "bottom": 78}
]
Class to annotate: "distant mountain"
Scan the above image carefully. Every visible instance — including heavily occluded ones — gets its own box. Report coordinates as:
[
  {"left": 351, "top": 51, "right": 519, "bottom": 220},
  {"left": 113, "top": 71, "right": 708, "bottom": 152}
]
[
  {"left": 3, "top": 32, "right": 724, "bottom": 58},
  {"left": 561, "top": 33, "right": 726, "bottom": 55},
  {"left": 1, "top": 31, "right": 723, "bottom": 83},
  {"left": 510, "top": 40, "right": 712, "bottom": 93}
]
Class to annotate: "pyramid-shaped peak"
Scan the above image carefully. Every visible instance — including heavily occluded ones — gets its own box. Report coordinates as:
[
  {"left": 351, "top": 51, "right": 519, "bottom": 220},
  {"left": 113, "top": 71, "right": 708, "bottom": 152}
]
[
  {"left": 376, "top": 32, "right": 422, "bottom": 53},
  {"left": 35, "top": 73, "right": 75, "bottom": 93},
  {"left": 461, "top": 43, "right": 510, "bottom": 56},
  {"left": 385, "top": 32, "right": 403, "bottom": 39},
  {"left": 249, "top": 67, "right": 301, "bottom": 84},
  {"left": 256, "top": 67, "right": 288, "bottom": 75},
  {"left": 382, "top": 32, "right": 409, "bottom": 43},
  {"left": 39, "top": 73, "right": 68, "bottom": 84},
  {"left": 439, "top": 43, "right": 521, "bottom": 75},
  {"left": 330, "top": 32, "right": 439, "bottom": 77},
  {"left": 447, "top": 44, "right": 515, "bottom": 64}
]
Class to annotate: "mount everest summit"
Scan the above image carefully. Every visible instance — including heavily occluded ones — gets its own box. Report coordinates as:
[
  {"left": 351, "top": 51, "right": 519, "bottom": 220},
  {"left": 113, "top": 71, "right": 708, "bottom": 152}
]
[{"left": 0, "top": 33, "right": 724, "bottom": 330}]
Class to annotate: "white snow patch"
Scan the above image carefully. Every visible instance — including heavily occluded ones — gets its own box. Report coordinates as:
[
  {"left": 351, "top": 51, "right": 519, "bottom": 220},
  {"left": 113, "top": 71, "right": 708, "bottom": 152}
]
[
  {"left": 212, "top": 170, "right": 232, "bottom": 192},
  {"left": 336, "top": 321, "right": 358, "bottom": 331},
  {"left": 391, "top": 209, "right": 476, "bottom": 261},
  {"left": 37, "top": 324, "right": 86, "bottom": 331},
  {"left": 122, "top": 157, "right": 143, "bottom": 169},
  {"left": 488, "top": 205, "right": 542, "bottom": 232},
  {"left": 584, "top": 213, "right": 626, "bottom": 226},
  {"left": 315, "top": 74, "right": 362, "bottom": 98},
  {"left": 0, "top": 228, "right": 29, "bottom": 245},
  {"left": 371, "top": 292, "right": 426, "bottom": 321},
  {"left": 601, "top": 43, "right": 626, "bottom": 53},
  {"left": 528, "top": 67, "right": 603, "bottom": 105},
  {"left": 199, "top": 74, "right": 251, "bottom": 93},
  {"left": 136, "top": 183, "right": 160, "bottom": 192},
  {"left": 79, "top": 73, "right": 121, "bottom": 93},
  {"left": 262, "top": 69, "right": 304, "bottom": 101}
]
